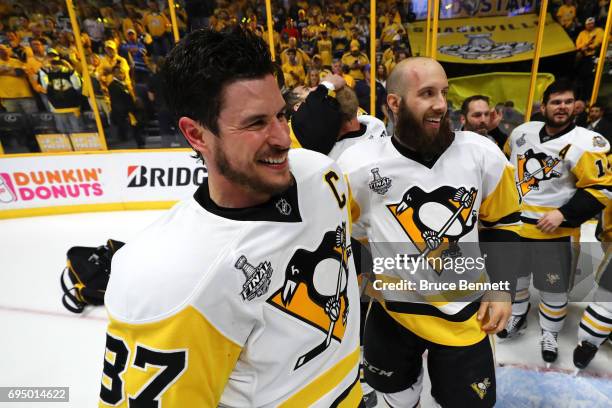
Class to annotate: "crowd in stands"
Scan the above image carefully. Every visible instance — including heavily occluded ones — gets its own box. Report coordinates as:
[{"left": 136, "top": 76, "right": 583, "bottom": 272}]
[
  {"left": 0, "top": 0, "right": 610, "bottom": 153},
  {"left": 0, "top": 0, "right": 190, "bottom": 151},
  {"left": 552, "top": 0, "right": 610, "bottom": 100}
]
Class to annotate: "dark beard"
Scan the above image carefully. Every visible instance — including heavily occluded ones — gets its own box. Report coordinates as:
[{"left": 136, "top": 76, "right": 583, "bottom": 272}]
[
  {"left": 394, "top": 102, "right": 454, "bottom": 159},
  {"left": 544, "top": 113, "right": 574, "bottom": 131},
  {"left": 214, "top": 142, "right": 293, "bottom": 197}
]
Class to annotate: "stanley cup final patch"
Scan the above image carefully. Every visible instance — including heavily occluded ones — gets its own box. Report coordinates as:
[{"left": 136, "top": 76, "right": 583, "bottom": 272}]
[
  {"left": 368, "top": 168, "right": 392, "bottom": 195},
  {"left": 235, "top": 255, "right": 273, "bottom": 301}
]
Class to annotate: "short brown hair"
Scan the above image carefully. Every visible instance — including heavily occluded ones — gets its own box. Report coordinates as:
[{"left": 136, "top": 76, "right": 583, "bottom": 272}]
[{"left": 335, "top": 87, "right": 359, "bottom": 124}]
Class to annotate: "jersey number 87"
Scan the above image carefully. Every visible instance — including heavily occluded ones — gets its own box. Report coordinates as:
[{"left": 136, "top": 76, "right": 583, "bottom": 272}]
[{"left": 100, "top": 333, "right": 187, "bottom": 407}]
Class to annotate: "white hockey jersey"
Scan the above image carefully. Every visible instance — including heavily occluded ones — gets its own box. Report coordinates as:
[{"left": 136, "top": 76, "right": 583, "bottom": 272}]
[
  {"left": 506, "top": 122, "right": 611, "bottom": 239},
  {"left": 99, "top": 149, "right": 362, "bottom": 407},
  {"left": 328, "top": 115, "right": 388, "bottom": 161},
  {"left": 338, "top": 132, "right": 521, "bottom": 346}
]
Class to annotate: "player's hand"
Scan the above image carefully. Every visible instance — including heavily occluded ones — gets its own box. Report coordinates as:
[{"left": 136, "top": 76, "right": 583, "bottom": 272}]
[
  {"left": 537, "top": 210, "right": 564, "bottom": 233},
  {"left": 321, "top": 73, "right": 346, "bottom": 90},
  {"left": 488, "top": 108, "right": 502, "bottom": 131},
  {"left": 478, "top": 291, "right": 511, "bottom": 334}
]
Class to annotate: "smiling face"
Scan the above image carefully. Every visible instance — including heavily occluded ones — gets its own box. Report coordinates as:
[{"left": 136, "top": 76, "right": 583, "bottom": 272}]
[
  {"left": 199, "top": 74, "right": 292, "bottom": 201},
  {"left": 392, "top": 59, "right": 449, "bottom": 137},
  {"left": 542, "top": 90, "right": 575, "bottom": 130},
  {"left": 387, "top": 58, "right": 453, "bottom": 156}
]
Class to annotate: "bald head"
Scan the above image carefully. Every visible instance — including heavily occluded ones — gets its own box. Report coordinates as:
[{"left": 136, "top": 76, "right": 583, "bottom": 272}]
[{"left": 386, "top": 57, "right": 447, "bottom": 96}]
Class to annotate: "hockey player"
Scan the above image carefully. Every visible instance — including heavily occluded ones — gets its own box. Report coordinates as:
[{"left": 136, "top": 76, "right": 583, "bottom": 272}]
[
  {"left": 501, "top": 80, "right": 611, "bottom": 364},
  {"left": 573, "top": 201, "right": 612, "bottom": 369},
  {"left": 338, "top": 57, "right": 520, "bottom": 408},
  {"left": 289, "top": 73, "right": 387, "bottom": 159},
  {"left": 288, "top": 74, "right": 386, "bottom": 407},
  {"left": 98, "top": 28, "right": 363, "bottom": 407}
]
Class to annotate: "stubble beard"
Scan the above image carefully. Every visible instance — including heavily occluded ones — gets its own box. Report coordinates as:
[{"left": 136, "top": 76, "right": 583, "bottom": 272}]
[{"left": 214, "top": 142, "right": 293, "bottom": 198}]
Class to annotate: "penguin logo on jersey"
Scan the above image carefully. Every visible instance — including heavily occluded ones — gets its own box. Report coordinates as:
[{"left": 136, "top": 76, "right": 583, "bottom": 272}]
[
  {"left": 516, "top": 149, "right": 561, "bottom": 199},
  {"left": 369, "top": 167, "right": 392, "bottom": 195},
  {"left": 470, "top": 378, "right": 491, "bottom": 400},
  {"left": 593, "top": 135, "right": 607, "bottom": 148},
  {"left": 235, "top": 255, "right": 273, "bottom": 301},
  {"left": 387, "top": 186, "right": 478, "bottom": 273},
  {"left": 267, "top": 223, "right": 352, "bottom": 369}
]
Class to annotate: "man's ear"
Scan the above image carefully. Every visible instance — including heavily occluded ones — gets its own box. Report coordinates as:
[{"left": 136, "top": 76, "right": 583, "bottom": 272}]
[
  {"left": 387, "top": 93, "right": 401, "bottom": 115},
  {"left": 178, "top": 117, "right": 212, "bottom": 157},
  {"left": 540, "top": 103, "right": 545, "bottom": 115}
]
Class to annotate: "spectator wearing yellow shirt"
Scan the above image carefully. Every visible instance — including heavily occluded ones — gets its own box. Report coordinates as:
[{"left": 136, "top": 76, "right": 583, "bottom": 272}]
[
  {"left": 317, "top": 28, "right": 333, "bottom": 68},
  {"left": 382, "top": 34, "right": 402, "bottom": 65},
  {"left": 282, "top": 48, "right": 306, "bottom": 89},
  {"left": 28, "top": 23, "right": 52, "bottom": 47},
  {"left": 121, "top": 9, "right": 139, "bottom": 41},
  {"left": 280, "top": 37, "right": 310, "bottom": 66},
  {"left": 331, "top": 18, "right": 350, "bottom": 57},
  {"left": 0, "top": 44, "right": 38, "bottom": 113},
  {"left": 25, "top": 38, "right": 48, "bottom": 109},
  {"left": 557, "top": 0, "right": 577, "bottom": 31},
  {"left": 331, "top": 58, "right": 355, "bottom": 88},
  {"left": 576, "top": 17, "right": 605, "bottom": 57},
  {"left": 341, "top": 40, "right": 369, "bottom": 80},
  {"left": 142, "top": 0, "right": 171, "bottom": 56},
  {"left": 6, "top": 31, "right": 32, "bottom": 62},
  {"left": 380, "top": 19, "right": 405, "bottom": 49},
  {"left": 384, "top": 47, "right": 410, "bottom": 76},
  {"left": 96, "top": 40, "right": 132, "bottom": 94},
  {"left": 56, "top": 31, "right": 80, "bottom": 74},
  {"left": 575, "top": 17, "right": 604, "bottom": 100}
]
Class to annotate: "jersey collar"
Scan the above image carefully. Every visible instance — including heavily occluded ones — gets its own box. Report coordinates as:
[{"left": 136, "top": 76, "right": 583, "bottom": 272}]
[
  {"left": 337, "top": 123, "right": 367, "bottom": 142},
  {"left": 391, "top": 135, "right": 446, "bottom": 169},
  {"left": 194, "top": 178, "right": 303, "bottom": 223},
  {"left": 539, "top": 122, "right": 575, "bottom": 143}
]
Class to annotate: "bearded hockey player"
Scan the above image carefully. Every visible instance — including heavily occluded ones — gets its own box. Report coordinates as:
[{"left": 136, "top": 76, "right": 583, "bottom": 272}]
[
  {"left": 502, "top": 80, "right": 611, "bottom": 364},
  {"left": 338, "top": 57, "right": 521, "bottom": 408},
  {"left": 98, "top": 28, "right": 362, "bottom": 407}
]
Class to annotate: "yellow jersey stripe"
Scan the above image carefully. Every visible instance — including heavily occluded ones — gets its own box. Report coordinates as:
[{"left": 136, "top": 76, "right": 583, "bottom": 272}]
[
  {"left": 539, "top": 303, "right": 567, "bottom": 317},
  {"left": 337, "top": 377, "right": 363, "bottom": 408},
  {"left": 479, "top": 165, "right": 521, "bottom": 225},
  {"left": 280, "top": 347, "right": 360, "bottom": 407},
  {"left": 584, "top": 314, "right": 612, "bottom": 332},
  {"left": 383, "top": 303, "right": 486, "bottom": 346},
  {"left": 102, "top": 306, "right": 242, "bottom": 407},
  {"left": 519, "top": 223, "right": 577, "bottom": 239}
]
